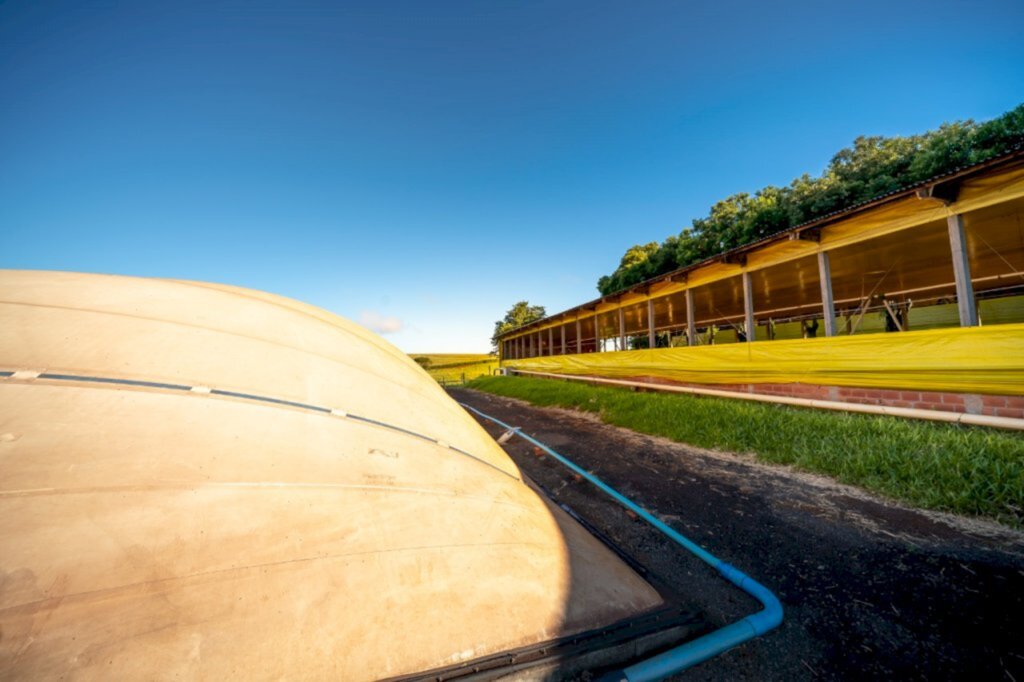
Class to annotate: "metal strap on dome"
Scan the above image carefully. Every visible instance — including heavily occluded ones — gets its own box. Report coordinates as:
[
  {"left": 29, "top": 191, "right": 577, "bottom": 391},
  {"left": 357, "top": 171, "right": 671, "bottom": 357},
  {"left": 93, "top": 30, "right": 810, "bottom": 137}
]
[{"left": 1, "top": 369, "right": 520, "bottom": 481}]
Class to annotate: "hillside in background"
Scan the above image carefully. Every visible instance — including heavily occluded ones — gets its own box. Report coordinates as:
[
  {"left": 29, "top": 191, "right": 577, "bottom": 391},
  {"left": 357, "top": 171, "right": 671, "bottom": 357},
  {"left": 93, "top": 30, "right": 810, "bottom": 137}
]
[{"left": 410, "top": 353, "right": 499, "bottom": 384}]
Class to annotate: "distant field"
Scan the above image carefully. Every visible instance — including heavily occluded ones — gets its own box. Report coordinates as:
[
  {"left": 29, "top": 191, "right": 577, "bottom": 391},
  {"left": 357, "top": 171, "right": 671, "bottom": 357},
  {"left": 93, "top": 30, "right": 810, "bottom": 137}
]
[{"left": 409, "top": 353, "right": 499, "bottom": 384}]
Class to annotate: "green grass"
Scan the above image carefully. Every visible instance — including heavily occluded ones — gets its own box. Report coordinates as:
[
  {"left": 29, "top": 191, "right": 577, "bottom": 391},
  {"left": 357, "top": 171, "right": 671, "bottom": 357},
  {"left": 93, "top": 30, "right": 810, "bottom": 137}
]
[
  {"left": 466, "top": 375, "right": 1024, "bottom": 527},
  {"left": 409, "top": 353, "right": 500, "bottom": 383}
]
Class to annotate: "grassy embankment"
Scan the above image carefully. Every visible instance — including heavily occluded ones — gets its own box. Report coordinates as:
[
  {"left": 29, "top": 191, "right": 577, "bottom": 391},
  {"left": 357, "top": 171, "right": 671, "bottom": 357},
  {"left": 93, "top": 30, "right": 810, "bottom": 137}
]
[
  {"left": 466, "top": 375, "right": 1024, "bottom": 527},
  {"left": 410, "top": 353, "right": 499, "bottom": 384}
]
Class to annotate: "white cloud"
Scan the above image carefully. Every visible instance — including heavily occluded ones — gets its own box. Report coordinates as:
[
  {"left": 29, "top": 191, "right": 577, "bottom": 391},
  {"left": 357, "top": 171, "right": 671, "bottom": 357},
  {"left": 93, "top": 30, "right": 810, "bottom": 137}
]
[{"left": 359, "top": 310, "right": 403, "bottom": 335}]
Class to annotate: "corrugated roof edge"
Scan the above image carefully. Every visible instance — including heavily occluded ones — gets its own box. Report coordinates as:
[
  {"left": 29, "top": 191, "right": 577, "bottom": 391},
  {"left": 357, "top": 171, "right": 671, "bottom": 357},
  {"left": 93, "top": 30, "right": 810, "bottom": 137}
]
[{"left": 501, "top": 142, "right": 1024, "bottom": 338}]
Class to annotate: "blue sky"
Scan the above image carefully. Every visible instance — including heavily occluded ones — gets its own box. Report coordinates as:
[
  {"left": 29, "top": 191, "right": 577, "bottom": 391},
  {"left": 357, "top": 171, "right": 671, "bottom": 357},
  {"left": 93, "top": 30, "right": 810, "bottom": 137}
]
[{"left": 2, "top": 1, "right": 1022, "bottom": 352}]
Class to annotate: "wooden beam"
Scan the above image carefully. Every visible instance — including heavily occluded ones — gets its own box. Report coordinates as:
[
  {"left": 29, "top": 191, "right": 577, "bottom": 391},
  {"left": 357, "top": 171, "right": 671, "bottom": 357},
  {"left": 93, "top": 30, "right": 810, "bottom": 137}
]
[
  {"left": 548, "top": 327, "right": 554, "bottom": 356},
  {"left": 916, "top": 179, "right": 961, "bottom": 205},
  {"left": 647, "top": 298, "right": 656, "bottom": 349},
  {"left": 817, "top": 250, "right": 836, "bottom": 337},
  {"left": 742, "top": 271, "right": 755, "bottom": 343},
  {"left": 789, "top": 226, "right": 822, "bottom": 242},
  {"left": 560, "top": 324, "right": 566, "bottom": 355},
  {"left": 947, "top": 214, "right": 978, "bottom": 326},
  {"left": 882, "top": 300, "right": 904, "bottom": 332},
  {"left": 685, "top": 289, "right": 696, "bottom": 346},
  {"left": 576, "top": 318, "right": 582, "bottom": 354},
  {"left": 618, "top": 307, "right": 626, "bottom": 351}
]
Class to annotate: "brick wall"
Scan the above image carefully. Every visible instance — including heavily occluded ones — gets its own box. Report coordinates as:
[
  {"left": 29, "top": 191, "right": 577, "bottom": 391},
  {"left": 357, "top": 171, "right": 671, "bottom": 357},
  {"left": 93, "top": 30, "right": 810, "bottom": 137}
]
[{"left": 629, "top": 376, "right": 1024, "bottom": 421}]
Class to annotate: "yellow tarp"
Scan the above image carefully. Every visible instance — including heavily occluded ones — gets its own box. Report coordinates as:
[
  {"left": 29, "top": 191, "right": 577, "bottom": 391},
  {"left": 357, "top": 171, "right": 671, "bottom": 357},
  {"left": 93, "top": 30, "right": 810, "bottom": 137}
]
[{"left": 504, "top": 323, "right": 1024, "bottom": 395}]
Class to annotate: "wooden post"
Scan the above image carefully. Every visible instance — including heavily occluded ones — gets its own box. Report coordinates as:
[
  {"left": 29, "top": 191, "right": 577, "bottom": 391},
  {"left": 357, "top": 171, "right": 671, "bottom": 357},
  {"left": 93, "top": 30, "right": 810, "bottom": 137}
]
[
  {"left": 595, "top": 316, "right": 601, "bottom": 352},
  {"left": 685, "top": 289, "right": 696, "bottom": 346},
  {"left": 618, "top": 307, "right": 626, "bottom": 351},
  {"left": 560, "top": 324, "right": 566, "bottom": 355},
  {"left": 742, "top": 271, "right": 755, "bottom": 342},
  {"left": 548, "top": 327, "right": 554, "bottom": 356},
  {"left": 817, "top": 250, "right": 836, "bottom": 337},
  {"left": 576, "top": 319, "right": 582, "bottom": 354},
  {"left": 883, "top": 300, "right": 904, "bottom": 331},
  {"left": 647, "top": 299, "right": 656, "bottom": 349},
  {"left": 947, "top": 214, "right": 978, "bottom": 326}
]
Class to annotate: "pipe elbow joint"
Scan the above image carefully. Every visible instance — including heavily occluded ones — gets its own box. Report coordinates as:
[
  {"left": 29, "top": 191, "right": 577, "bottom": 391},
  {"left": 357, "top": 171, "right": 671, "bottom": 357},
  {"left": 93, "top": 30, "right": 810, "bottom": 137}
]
[
  {"left": 743, "top": 600, "right": 783, "bottom": 636},
  {"left": 718, "top": 562, "right": 783, "bottom": 636}
]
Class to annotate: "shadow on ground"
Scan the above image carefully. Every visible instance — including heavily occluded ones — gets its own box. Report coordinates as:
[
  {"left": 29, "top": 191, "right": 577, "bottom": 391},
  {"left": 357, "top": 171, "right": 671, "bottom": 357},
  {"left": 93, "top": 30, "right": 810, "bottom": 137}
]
[{"left": 451, "top": 388, "right": 1024, "bottom": 682}]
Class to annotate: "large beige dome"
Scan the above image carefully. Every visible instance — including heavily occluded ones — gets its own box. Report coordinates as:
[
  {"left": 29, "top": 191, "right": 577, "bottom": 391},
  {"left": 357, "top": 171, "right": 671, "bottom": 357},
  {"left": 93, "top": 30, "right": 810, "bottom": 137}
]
[{"left": 0, "top": 270, "right": 661, "bottom": 680}]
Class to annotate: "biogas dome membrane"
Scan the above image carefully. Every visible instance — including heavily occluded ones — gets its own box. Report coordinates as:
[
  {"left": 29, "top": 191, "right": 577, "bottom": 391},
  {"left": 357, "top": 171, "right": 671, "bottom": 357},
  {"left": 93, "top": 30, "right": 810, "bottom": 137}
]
[{"left": 0, "top": 270, "right": 663, "bottom": 680}]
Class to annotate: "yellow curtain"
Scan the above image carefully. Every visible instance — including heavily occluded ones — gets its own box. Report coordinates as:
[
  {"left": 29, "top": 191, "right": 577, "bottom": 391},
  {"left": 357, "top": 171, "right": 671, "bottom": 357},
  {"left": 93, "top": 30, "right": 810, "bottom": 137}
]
[{"left": 504, "top": 323, "right": 1024, "bottom": 395}]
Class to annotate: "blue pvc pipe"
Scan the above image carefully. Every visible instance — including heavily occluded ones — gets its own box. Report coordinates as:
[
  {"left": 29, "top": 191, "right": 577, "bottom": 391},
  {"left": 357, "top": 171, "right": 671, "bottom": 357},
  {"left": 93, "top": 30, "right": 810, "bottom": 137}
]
[{"left": 459, "top": 401, "right": 783, "bottom": 682}]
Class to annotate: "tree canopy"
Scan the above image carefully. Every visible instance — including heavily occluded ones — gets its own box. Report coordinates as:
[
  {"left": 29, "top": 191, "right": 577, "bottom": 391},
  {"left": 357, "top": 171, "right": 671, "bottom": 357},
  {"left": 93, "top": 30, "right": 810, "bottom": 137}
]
[
  {"left": 491, "top": 301, "right": 546, "bottom": 351},
  {"left": 596, "top": 103, "right": 1024, "bottom": 296}
]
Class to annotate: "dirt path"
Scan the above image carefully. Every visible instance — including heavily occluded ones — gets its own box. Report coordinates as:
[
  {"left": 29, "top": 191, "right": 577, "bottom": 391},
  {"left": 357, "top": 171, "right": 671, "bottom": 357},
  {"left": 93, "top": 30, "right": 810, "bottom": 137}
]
[{"left": 450, "top": 389, "right": 1024, "bottom": 681}]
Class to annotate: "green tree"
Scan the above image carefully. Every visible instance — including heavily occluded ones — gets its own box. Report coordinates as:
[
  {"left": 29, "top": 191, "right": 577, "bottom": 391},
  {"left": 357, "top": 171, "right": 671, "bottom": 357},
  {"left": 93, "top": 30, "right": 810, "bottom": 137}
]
[
  {"left": 596, "top": 102, "right": 1024, "bottom": 295},
  {"left": 491, "top": 301, "right": 546, "bottom": 351},
  {"left": 597, "top": 242, "right": 660, "bottom": 295}
]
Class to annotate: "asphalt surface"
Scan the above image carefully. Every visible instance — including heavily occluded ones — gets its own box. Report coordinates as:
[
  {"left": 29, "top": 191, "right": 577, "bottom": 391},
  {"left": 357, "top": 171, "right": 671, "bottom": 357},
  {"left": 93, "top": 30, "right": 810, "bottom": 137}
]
[{"left": 450, "top": 388, "right": 1024, "bottom": 682}]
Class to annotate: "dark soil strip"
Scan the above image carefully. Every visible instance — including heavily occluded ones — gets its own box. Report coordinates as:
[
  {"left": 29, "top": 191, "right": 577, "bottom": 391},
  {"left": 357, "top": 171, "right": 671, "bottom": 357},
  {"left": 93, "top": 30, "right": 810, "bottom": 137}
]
[{"left": 450, "top": 388, "right": 1024, "bottom": 681}]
